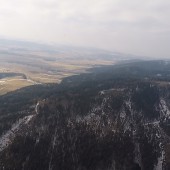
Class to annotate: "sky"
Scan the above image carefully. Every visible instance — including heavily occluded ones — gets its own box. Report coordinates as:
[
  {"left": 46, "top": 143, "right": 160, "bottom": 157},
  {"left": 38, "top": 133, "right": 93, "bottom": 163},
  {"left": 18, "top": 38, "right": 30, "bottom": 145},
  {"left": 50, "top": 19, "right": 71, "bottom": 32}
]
[{"left": 0, "top": 0, "right": 170, "bottom": 57}]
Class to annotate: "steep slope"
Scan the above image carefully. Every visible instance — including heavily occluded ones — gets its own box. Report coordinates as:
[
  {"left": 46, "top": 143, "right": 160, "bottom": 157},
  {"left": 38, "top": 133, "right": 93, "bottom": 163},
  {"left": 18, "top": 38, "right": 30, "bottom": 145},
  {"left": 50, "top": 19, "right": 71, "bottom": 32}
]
[{"left": 0, "top": 60, "right": 170, "bottom": 170}]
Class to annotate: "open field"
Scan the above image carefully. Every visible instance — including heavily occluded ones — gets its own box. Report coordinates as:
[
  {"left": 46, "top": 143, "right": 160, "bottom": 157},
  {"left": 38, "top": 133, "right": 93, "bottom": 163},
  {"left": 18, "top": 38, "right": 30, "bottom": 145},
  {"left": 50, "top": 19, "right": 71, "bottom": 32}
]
[
  {"left": 0, "top": 39, "right": 135, "bottom": 95},
  {"left": 0, "top": 77, "right": 35, "bottom": 95}
]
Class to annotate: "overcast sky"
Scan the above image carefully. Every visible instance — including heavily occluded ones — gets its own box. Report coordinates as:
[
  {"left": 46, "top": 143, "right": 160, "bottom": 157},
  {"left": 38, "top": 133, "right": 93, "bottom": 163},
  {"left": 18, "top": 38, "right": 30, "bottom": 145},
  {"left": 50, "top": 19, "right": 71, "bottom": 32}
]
[{"left": 0, "top": 0, "right": 170, "bottom": 57}]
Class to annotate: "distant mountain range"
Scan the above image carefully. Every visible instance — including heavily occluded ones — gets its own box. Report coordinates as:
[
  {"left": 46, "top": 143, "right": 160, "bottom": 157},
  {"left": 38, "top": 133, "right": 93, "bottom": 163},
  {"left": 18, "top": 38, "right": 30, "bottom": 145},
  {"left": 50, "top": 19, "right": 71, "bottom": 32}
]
[{"left": 0, "top": 38, "right": 148, "bottom": 60}]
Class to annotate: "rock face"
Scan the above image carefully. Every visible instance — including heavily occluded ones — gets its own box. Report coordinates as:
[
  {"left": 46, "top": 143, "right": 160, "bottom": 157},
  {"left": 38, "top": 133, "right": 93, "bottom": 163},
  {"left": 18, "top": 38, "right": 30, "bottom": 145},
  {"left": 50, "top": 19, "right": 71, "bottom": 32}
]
[{"left": 1, "top": 60, "right": 170, "bottom": 170}]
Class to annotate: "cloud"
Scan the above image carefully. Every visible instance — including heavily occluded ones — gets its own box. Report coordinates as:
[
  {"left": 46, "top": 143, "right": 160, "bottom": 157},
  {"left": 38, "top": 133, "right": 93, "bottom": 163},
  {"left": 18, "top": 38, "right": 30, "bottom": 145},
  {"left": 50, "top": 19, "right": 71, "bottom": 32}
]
[{"left": 0, "top": 0, "right": 170, "bottom": 57}]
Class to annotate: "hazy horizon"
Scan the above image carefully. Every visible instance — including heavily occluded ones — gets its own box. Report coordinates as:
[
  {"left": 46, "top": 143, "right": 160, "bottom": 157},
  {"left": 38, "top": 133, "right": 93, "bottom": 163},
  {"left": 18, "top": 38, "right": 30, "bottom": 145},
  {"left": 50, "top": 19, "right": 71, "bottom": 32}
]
[{"left": 0, "top": 0, "right": 170, "bottom": 58}]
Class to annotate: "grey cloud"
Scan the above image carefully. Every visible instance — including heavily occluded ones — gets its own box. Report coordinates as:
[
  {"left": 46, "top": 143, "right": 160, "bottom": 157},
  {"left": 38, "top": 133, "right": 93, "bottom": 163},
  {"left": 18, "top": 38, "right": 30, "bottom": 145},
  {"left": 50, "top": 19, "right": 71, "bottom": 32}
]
[{"left": 0, "top": 0, "right": 170, "bottom": 58}]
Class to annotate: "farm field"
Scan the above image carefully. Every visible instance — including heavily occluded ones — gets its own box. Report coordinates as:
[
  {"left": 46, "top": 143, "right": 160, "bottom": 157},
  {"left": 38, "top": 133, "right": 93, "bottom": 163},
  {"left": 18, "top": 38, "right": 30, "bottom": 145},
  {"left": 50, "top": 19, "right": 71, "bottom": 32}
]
[{"left": 0, "top": 39, "right": 121, "bottom": 95}]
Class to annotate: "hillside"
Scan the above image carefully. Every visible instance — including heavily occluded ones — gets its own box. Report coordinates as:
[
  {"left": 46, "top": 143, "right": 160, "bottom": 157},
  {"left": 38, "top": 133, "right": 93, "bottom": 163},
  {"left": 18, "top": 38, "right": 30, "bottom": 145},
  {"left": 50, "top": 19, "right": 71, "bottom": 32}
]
[{"left": 0, "top": 60, "right": 170, "bottom": 169}]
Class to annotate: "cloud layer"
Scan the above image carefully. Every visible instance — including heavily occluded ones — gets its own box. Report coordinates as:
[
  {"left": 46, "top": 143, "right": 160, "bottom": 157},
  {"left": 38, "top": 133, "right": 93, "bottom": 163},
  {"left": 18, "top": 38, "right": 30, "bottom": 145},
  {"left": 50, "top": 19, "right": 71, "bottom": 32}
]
[{"left": 0, "top": 0, "right": 170, "bottom": 57}]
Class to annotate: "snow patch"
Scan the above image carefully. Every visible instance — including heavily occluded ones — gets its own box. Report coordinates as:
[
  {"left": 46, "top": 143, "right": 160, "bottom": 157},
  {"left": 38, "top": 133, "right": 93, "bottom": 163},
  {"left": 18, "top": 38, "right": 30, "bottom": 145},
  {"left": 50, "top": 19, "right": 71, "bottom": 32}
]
[
  {"left": 0, "top": 114, "right": 34, "bottom": 152},
  {"left": 159, "top": 98, "right": 170, "bottom": 119},
  {"left": 154, "top": 148, "right": 165, "bottom": 170},
  {"left": 35, "top": 102, "right": 40, "bottom": 114}
]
